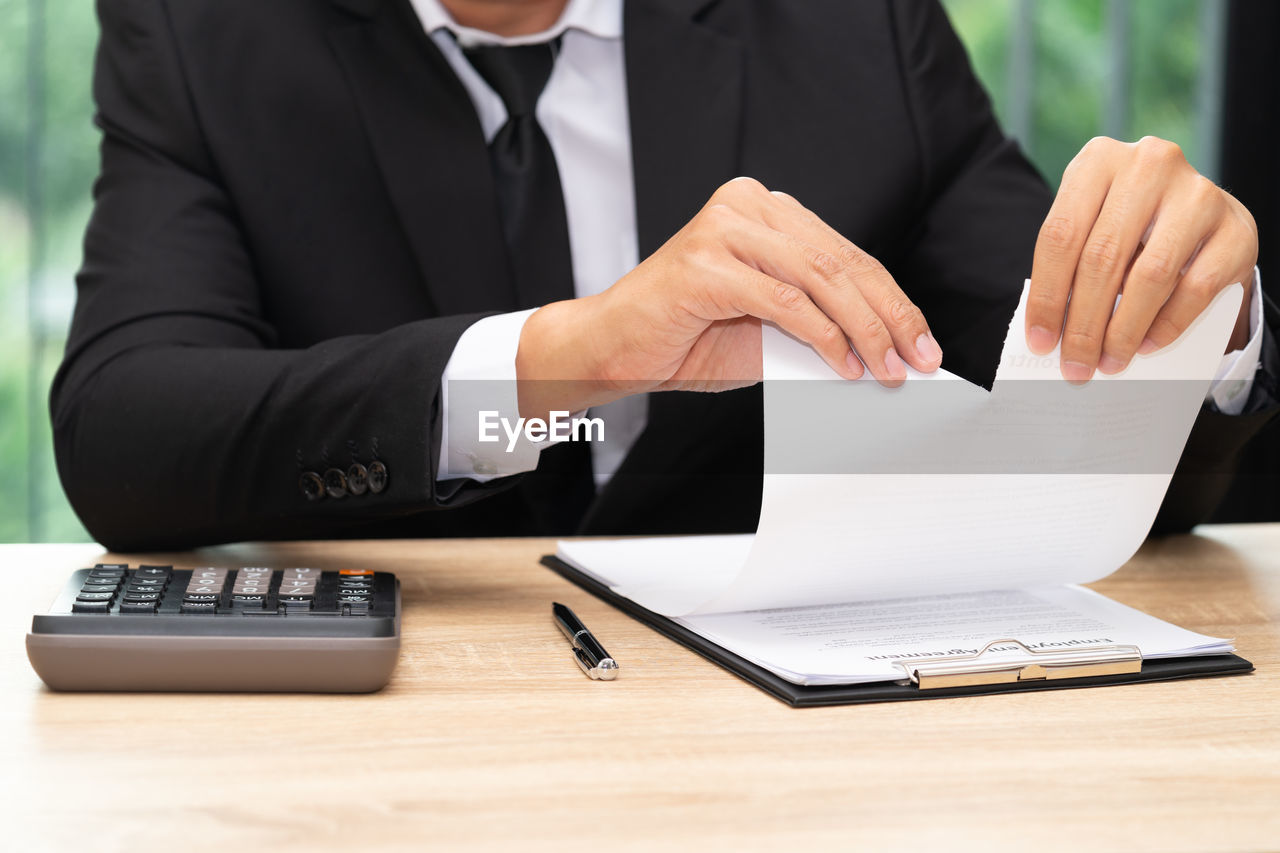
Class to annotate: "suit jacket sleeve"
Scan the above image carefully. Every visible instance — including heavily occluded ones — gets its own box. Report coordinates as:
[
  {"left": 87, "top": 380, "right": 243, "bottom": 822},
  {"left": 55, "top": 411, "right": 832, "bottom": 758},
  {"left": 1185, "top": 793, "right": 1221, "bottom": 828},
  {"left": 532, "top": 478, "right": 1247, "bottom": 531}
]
[
  {"left": 51, "top": 0, "right": 509, "bottom": 550},
  {"left": 886, "top": 0, "right": 1279, "bottom": 534}
]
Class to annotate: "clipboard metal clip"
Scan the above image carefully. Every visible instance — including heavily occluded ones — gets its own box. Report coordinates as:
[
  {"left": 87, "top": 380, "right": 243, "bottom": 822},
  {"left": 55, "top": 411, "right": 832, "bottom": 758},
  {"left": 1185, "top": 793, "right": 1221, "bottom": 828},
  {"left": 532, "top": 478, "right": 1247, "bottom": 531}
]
[{"left": 897, "top": 638, "right": 1143, "bottom": 690}]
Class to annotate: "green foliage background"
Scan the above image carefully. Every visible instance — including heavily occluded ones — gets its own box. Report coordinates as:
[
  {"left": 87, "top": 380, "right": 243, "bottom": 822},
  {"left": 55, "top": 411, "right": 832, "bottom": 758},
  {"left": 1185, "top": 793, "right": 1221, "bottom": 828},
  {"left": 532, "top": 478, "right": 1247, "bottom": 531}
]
[
  {"left": 0, "top": 0, "right": 1219, "bottom": 542},
  {"left": 944, "top": 0, "right": 1212, "bottom": 185},
  {"left": 1, "top": 0, "right": 100, "bottom": 543}
]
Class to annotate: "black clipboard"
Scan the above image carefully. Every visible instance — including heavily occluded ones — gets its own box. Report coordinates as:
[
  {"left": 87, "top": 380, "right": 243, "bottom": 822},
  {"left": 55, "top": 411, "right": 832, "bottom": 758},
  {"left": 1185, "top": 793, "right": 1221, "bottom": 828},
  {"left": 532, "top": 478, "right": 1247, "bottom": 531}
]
[{"left": 542, "top": 555, "right": 1254, "bottom": 707}]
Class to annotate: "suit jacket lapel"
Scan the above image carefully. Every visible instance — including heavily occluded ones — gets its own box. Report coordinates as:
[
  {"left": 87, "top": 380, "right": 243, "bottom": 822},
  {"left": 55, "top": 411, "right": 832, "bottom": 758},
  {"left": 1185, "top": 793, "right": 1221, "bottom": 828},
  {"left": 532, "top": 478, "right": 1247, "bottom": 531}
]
[
  {"left": 624, "top": 0, "right": 744, "bottom": 257},
  {"left": 327, "top": 0, "right": 517, "bottom": 314}
]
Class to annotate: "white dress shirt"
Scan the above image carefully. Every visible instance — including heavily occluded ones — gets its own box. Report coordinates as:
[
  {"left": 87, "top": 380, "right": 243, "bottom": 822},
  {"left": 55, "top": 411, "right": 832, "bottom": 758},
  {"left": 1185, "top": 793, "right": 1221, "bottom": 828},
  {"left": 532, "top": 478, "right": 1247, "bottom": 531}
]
[{"left": 415, "top": 0, "right": 1266, "bottom": 486}]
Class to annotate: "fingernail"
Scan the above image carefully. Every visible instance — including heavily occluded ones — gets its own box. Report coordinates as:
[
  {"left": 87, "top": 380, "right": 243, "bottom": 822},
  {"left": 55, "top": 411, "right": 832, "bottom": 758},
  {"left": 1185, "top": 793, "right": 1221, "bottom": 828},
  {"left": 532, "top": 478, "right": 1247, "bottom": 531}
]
[
  {"left": 1061, "top": 360, "right": 1093, "bottom": 384},
  {"left": 883, "top": 348, "right": 907, "bottom": 381},
  {"left": 1138, "top": 338, "right": 1159, "bottom": 355},
  {"left": 915, "top": 332, "right": 942, "bottom": 365},
  {"left": 845, "top": 350, "right": 864, "bottom": 378},
  {"left": 1097, "top": 353, "right": 1127, "bottom": 374},
  {"left": 1028, "top": 325, "right": 1057, "bottom": 354}
]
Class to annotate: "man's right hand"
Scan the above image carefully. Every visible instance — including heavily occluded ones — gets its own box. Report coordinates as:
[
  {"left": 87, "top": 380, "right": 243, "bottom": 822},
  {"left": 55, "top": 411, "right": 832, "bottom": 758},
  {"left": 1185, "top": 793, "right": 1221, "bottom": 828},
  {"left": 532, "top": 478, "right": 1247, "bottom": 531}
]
[{"left": 515, "top": 177, "right": 943, "bottom": 418}]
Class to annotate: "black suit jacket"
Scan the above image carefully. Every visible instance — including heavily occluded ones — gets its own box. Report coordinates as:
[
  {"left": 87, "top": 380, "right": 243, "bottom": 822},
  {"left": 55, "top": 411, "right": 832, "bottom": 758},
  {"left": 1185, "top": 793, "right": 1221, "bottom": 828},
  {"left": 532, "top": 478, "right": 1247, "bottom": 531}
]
[{"left": 52, "top": 0, "right": 1278, "bottom": 550}]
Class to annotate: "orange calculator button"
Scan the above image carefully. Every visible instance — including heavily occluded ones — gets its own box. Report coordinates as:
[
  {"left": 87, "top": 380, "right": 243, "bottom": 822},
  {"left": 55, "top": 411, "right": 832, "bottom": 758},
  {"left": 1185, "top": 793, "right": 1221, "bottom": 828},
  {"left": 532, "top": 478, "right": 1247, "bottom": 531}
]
[{"left": 340, "top": 569, "right": 374, "bottom": 576}]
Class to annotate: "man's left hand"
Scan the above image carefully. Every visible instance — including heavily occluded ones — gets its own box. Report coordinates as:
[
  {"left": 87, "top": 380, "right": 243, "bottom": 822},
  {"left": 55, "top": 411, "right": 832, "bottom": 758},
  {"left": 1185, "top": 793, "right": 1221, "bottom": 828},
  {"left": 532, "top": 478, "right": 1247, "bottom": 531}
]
[{"left": 1027, "top": 136, "right": 1258, "bottom": 382}]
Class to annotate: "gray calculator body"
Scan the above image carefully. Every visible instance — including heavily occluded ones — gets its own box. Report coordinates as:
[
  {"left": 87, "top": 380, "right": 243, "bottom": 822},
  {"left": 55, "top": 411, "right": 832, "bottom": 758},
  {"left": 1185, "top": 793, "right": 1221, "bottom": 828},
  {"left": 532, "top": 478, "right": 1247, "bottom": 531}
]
[{"left": 27, "top": 565, "right": 401, "bottom": 693}]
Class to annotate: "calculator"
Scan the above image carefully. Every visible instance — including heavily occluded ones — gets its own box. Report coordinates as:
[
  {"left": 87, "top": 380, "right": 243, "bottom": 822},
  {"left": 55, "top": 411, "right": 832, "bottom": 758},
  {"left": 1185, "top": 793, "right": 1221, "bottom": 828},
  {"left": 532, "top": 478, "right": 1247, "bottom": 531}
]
[{"left": 26, "top": 564, "right": 401, "bottom": 692}]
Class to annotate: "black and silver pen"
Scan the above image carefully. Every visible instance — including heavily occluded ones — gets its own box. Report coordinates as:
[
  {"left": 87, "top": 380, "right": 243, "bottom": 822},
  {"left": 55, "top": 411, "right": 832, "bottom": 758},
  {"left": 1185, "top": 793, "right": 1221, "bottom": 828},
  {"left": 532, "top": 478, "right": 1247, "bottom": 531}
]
[{"left": 552, "top": 602, "right": 619, "bottom": 680}]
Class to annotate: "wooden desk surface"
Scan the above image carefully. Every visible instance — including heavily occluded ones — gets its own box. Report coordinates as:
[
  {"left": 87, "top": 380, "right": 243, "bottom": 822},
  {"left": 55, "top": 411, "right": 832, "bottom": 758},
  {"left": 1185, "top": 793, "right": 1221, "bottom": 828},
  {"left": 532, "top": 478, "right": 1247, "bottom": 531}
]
[{"left": 2, "top": 526, "right": 1278, "bottom": 852}]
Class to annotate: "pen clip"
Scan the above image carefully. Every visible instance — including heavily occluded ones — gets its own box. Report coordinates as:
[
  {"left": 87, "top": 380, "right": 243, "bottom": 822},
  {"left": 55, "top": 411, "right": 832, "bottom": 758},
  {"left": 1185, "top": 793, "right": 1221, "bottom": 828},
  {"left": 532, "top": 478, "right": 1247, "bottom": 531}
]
[{"left": 571, "top": 645, "right": 597, "bottom": 677}]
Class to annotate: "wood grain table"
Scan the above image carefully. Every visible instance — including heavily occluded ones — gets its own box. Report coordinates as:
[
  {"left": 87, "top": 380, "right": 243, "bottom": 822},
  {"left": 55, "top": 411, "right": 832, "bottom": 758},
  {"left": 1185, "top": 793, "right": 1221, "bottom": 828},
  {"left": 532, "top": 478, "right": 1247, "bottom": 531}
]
[{"left": 2, "top": 525, "right": 1278, "bottom": 852}]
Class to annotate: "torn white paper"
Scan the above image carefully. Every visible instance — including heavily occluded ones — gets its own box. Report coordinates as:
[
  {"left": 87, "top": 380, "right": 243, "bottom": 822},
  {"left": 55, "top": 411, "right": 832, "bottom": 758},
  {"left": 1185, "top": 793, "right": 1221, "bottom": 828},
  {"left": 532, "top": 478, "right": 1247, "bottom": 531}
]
[{"left": 558, "top": 282, "right": 1243, "bottom": 619}]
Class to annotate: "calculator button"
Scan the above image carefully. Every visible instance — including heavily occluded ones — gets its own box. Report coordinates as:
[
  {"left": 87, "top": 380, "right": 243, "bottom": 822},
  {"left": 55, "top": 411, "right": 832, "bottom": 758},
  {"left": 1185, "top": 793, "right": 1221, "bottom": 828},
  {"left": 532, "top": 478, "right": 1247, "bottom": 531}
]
[
  {"left": 185, "top": 571, "right": 228, "bottom": 598},
  {"left": 183, "top": 594, "right": 220, "bottom": 603},
  {"left": 127, "top": 578, "right": 166, "bottom": 588},
  {"left": 282, "top": 568, "right": 321, "bottom": 578},
  {"left": 72, "top": 600, "right": 112, "bottom": 614},
  {"left": 234, "top": 569, "right": 273, "bottom": 587},
  {"left": 123, "top": 591, "right": 162, "bottom": 603},
  {"left": 85, "top": 578, "right": 122, "bottom": 588},
  {"left": 89, "top": 568, "right": 126, "bottom": 579},
  {"left": 119, "top": 601, "right": 159, "bottom": 613},
  {"left": 339, "top": 569, "right": 374, "bottom": 576},
  {"left": 180, "top": 602, "right": 218, "bottom": 614},
  {"left": 231, "top": 595, "right": 266, "bottom": 607},
  {"left": 134, "top": 566, "right": 172, "bottom": 577},
  {"left": 75, "top": 591, "right": 117, "bottom": 602},
  {"left": 342, "top": 602, "right": 370, "bottom": 616},
  {"left": 93, "top": 563, "right": 128, "bottom": 572},
  {"left": 82, "top": 578, "right": 122, "bottom": 588}
]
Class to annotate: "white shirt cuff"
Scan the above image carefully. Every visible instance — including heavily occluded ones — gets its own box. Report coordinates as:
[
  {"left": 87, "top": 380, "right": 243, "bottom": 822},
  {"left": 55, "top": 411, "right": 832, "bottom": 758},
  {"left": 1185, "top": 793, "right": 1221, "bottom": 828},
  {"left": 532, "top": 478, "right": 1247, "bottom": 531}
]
[
  {"left": 438, "top": 309, "right": 544, "bottom": 482},
  {"left": 1206, "top": 267, "right": 1264, "bottom": 415}
]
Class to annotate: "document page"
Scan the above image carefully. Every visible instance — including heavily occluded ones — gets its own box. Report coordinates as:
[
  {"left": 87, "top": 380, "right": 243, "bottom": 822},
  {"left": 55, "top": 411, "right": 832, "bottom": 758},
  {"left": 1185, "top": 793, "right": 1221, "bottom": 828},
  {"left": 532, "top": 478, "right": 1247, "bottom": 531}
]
[
  {"left": 680, "top": 585, "right": 1232, "bottom": 686},
  {"left": 557, "top": 282, "right": 1243, "bottom": 618}
]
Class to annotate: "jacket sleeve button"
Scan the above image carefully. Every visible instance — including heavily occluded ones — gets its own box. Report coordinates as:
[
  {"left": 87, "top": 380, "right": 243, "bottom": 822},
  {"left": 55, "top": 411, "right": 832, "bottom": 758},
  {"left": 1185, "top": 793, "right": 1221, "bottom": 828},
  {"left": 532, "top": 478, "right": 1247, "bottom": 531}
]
[
  {"left": 346, "top": 463, "right": 369, "bottom": 495},
  {"left": 367, "top": 460, "right": 388, "bottom": 494},
  {"left": 323, "top": 468, "right": 349, "bottom": 499},
  {"left": 299, "top": 472, "right": 325, "bottom": 501}
]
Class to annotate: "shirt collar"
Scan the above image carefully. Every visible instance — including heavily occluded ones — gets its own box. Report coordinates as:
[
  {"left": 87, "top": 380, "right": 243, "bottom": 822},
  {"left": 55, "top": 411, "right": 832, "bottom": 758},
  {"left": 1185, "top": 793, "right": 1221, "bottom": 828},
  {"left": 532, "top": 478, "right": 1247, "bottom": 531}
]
[{"left": 410, "top": 0, "right": 622, "bottom": 46}]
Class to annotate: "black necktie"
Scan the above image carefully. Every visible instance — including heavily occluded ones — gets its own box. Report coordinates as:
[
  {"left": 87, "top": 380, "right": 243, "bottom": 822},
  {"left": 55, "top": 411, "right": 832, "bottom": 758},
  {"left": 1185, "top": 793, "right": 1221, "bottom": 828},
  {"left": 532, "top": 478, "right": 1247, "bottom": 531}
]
[
  {"left": 463, "top": 39, "right": 575, "bottom": 310},
  {"left": 462, "top": 38, "right": 595, "bottom": 533}
]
